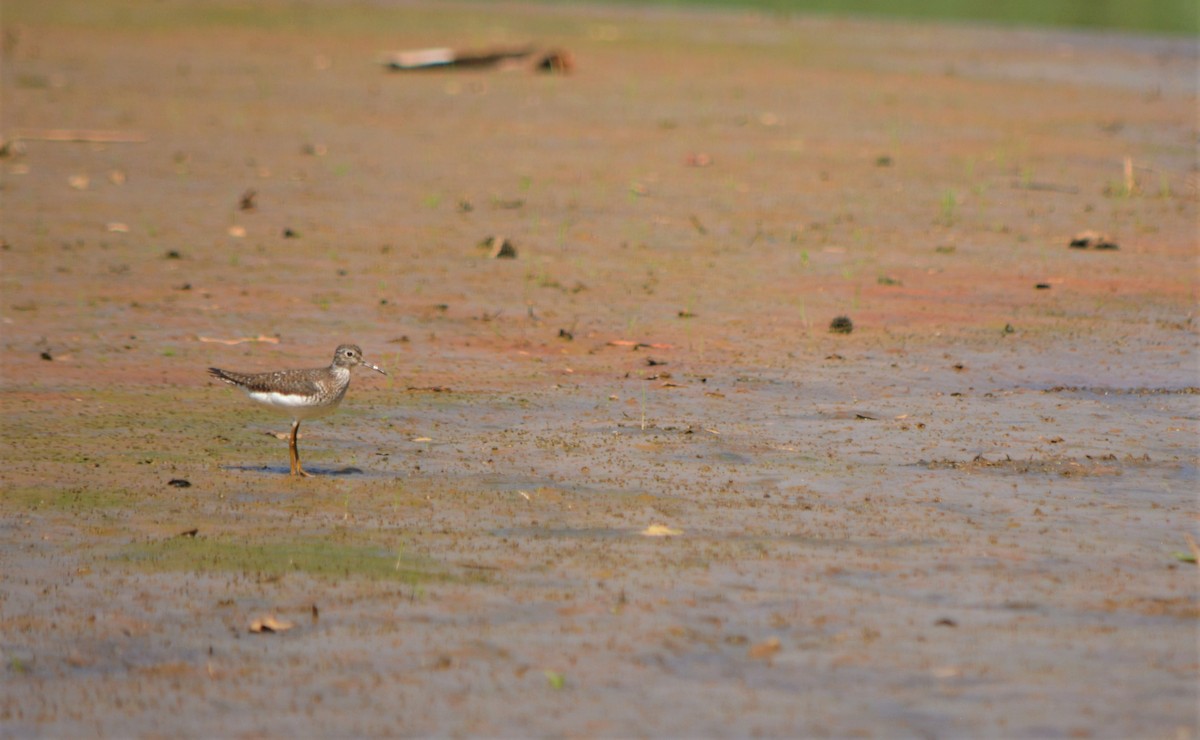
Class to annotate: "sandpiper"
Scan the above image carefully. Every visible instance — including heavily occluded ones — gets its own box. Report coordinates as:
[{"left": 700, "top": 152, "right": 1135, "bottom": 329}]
[{"left": 208, "top": 344, "right": 387, "bottom": 476}]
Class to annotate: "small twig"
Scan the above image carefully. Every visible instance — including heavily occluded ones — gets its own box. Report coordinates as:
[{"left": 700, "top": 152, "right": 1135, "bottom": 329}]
[{"left": 198, "top": 335, "right": 279, "bottom": 345}]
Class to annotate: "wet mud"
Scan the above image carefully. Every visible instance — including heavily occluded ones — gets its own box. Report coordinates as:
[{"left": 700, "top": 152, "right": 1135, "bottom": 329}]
[{"left": 1, "top": 2, "right": 1197, "bottom": 736}]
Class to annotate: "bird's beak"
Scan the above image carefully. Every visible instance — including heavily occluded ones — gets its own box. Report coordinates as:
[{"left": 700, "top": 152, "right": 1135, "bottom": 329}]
[{"left": 364, "top": 361, "right": 387, "bottom": 376}]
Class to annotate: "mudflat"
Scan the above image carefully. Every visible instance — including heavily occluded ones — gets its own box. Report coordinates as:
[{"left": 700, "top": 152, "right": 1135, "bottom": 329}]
[{"left": 1, "top": 2, "right": 1197, "bottom": 736}]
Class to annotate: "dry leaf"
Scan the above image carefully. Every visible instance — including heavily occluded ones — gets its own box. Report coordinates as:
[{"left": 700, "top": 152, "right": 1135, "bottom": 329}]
[
  {"left": 641, "top": 524, "right": 682, "bottom": 537},
  {"left": 748, "top": 637, "right": 781, "bottom": 660},
  {"left": 249, "top": 615, "right": 294, "bottom": 633}
]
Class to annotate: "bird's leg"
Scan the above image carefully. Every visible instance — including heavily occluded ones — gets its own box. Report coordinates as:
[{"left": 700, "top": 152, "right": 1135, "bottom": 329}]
[{"left": 289, "top": 420, "right": 310, "bottom": 477}]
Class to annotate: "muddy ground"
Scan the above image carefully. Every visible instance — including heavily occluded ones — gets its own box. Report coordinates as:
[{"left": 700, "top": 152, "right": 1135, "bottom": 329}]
[{"left": 1, "top": 2, "right": 1198, "bottom": 737}]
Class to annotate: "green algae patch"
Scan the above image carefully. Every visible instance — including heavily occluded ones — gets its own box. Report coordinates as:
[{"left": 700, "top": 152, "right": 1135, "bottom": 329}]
[
  {"left": 4, "top": 485, "right": 141, "bottom": 513},
  {"left": 117, "top": 534, "right": 463, "bottom": 584}
]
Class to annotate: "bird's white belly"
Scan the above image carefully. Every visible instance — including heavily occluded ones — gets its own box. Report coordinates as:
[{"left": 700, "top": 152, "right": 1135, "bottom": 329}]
[{"left": 247, "top": 390, "right": 340, "bottom": 420}]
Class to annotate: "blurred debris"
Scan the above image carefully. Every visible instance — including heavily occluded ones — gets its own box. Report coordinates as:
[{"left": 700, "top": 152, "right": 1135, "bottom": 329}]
[
  {"left": 748, "top": 637, "right": 782, "bottom": 660},
  {"left": 382, "top": 44, "right": 542, "bottom": 71},
  {"left": 480, "top": 235, "right": 517, "bottom": 258},
  {"left": 1069, "top": 230, "right": 1119, "bottom": 250},
  {"left": 9, "top": 128, "right": 148, "bottom": 143},
  {"left": 543, "top": 669, "right": 566, "bottom": 689},
  {"left": 239, "top": 188, "right": 257, "bottom": 211},
  {"left": 249, "top": 615, "right": 294, "bottom": 634},
  {"left": 0, "top": 137, "right": 26, "bottom": 157},
  {"left": 641, "top": 524, "right": 682, "bottom": 537},
  {"left": 829, "top": 316, "right": 854, "bottom": 334},
  {"left": 1182, "top": 533, "right": 1200, "bottom": 564},
  {"left": 608, "top": 340, "right": 673, "bottom": 350},
  {"left": 198, "top": 335, "right": 279, "bottom": 345},
  {"left": 1013, "top": 180, "right": 1079, "bottom": 194},
  {"left": 534, "top": 49, "right": 574, "bottom": 73}
]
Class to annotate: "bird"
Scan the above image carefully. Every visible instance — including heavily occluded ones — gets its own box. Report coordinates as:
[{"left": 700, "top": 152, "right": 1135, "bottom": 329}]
[{"left": 208, "top": 344, "right": 387, "bottom": 476}]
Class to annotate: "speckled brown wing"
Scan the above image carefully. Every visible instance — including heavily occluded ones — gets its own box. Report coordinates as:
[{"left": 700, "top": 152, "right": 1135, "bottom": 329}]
[{"left": 207, "top": 367, "right": 326, "bottom": 397}]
